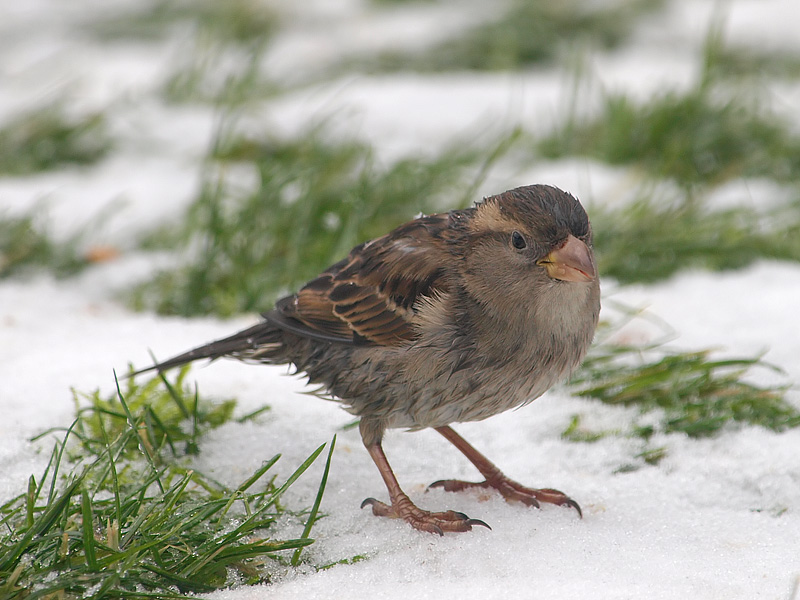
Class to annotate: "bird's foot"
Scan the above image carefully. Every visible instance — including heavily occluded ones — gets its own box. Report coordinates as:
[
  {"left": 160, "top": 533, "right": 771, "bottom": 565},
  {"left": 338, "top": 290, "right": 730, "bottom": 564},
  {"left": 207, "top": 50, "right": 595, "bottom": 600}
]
[
  {"left": 428, "top": 477, "right": 582, "bottom": 518},
  {"left": 360, "top": 493, "right": 491, "bottom": 535}
]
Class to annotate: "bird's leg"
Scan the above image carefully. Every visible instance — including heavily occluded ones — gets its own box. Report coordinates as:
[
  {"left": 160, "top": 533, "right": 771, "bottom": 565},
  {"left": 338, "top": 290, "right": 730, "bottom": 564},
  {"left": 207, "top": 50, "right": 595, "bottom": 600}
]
[
  {"left": 358, "top": 423, "right": 490, "bottom": 534},
  {"left": 430, "top": 425, "right": 582, "bottom": 517}
]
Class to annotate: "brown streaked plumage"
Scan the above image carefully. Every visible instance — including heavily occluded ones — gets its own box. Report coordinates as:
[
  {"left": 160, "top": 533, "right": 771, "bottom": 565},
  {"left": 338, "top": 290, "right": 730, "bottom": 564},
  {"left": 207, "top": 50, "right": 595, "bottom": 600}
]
[{"left": 134, "top": 184, "right": 601, "bottom": 534}]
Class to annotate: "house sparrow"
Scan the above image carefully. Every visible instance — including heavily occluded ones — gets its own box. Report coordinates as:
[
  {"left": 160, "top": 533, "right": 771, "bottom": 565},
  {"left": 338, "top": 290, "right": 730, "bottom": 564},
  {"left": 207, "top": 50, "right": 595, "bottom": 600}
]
[{"left": 134, "top": 184, "right": 600, "bottom": 534}]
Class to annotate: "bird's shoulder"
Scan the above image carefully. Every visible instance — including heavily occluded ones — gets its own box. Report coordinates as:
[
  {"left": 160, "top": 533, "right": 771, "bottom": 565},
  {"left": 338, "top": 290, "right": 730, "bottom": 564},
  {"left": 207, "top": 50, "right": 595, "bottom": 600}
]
[{"left": 268, "top": 211, "right": 469, "bottom": 346}]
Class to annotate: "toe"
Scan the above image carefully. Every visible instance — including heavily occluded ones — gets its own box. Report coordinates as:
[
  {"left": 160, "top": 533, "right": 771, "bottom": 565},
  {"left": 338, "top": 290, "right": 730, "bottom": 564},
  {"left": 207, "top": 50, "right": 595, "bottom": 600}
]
[
  {"left": 361, "top": 496, "right": 491, "bottom": 534},
  {"left": 427, "top": 479, "right": 490, "bottom": 493}
]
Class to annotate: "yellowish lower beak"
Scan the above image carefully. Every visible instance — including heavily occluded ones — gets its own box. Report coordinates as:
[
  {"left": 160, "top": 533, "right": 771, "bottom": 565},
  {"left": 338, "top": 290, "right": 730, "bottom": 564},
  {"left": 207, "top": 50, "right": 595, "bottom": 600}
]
[{"left": 537, "top": 234, "right": 597, "bottom": 283}]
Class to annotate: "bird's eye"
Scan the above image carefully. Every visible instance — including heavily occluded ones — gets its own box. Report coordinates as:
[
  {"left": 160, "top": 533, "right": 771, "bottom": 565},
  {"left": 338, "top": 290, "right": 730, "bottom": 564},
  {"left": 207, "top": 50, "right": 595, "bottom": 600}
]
[{"left": 511, "top": 231, "right": 527, "bottom": 250}]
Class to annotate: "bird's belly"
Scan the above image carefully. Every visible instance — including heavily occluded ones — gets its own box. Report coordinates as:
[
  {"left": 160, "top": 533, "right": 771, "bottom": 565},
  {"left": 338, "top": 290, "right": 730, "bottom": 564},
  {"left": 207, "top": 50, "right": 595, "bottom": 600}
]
[
  {"left": 405, "top": 364, "right": 560, "bottom": 428},
  {"left": 333, "top": 344, "right": 566, "bottom": 430},
  {"left": 302, "top": 329, "right": 583, "bottom": 431}
]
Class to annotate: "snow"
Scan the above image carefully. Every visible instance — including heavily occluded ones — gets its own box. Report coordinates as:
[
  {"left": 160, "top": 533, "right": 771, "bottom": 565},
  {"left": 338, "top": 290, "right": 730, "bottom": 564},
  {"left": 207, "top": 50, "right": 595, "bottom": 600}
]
[{"left": 1, "top": 0, "right": 799, "bottom": 598}]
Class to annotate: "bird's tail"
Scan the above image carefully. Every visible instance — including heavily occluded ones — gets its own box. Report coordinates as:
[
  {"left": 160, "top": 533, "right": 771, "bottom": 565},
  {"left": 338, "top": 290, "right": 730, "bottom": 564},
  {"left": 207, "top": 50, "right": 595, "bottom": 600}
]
[{"left": 130, "top": 321, "right": 284, "bottom": 378}]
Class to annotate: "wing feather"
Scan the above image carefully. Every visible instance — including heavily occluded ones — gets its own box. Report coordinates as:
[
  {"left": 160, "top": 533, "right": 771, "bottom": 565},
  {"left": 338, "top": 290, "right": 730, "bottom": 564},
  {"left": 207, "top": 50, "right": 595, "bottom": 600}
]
[{"left": 267, "top": 212, "right": 458, "bottom": 346}]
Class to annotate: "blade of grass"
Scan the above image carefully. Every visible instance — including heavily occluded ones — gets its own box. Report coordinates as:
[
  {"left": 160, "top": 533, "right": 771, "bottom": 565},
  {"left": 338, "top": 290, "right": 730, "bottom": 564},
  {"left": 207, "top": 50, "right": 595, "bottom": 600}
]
[
  {"left": 149, "top": 352, "right": 191, "bottom": 419},
  {"left": 237, "top": 404, "right": 271, "bottom": 423},
  {"left": 98, "top": 416, "right": 122, "bottom": 524},
  {"left": 81, "top": 489, "right": 98, "bottom": 570},
  {"left": 0, "top": 563, "right": 25, "bottom": 598},
  {"left": 47, "top": 418, "right": 79, "bottom": 504},
  {"left": 237, "top": 455, "right": 281, "bottom": 494},
  {"left": 25, "top": 475, "right": 36, "bottom": 529},
  {"left": 262, "top": 443, "right": 327, "bottom": 508},
  {"left": 292, "top": 435, "right": 336, "bottom": 566},
  {"left": 0, "top": 474, "right": 84, "bottom": 571},
  {"left": 114, "top": 370, "right": 165, "bottom": 493}
]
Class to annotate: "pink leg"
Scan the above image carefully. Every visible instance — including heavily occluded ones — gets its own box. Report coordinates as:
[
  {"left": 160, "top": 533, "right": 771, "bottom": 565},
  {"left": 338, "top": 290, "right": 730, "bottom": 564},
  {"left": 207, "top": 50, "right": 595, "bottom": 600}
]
[
  {"left": 431, "top": 426, "right": 582, "bottom": 517},
  {"left": 360, "top": 440, "right": 490, "bottom": 535}
]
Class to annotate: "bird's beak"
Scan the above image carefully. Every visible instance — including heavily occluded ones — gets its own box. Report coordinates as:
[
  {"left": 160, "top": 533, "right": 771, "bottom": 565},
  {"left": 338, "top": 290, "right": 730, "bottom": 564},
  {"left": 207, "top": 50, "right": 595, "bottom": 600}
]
[{"left": 537, "top": 235, "right": 597, "bottom": 283}]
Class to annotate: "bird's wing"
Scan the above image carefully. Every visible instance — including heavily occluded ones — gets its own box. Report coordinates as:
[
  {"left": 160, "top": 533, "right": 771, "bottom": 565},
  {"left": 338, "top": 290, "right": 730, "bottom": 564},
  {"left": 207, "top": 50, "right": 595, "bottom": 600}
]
[{"left": 267, "top": 213, "right": 454, "bottom": 346}]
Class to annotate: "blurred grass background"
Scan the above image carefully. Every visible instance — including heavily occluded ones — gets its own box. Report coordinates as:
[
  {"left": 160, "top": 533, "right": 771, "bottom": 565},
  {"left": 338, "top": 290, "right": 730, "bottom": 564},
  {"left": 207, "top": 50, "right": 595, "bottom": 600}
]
[{"left": 4, "top": 0, "right": 799, "bottom": 303}]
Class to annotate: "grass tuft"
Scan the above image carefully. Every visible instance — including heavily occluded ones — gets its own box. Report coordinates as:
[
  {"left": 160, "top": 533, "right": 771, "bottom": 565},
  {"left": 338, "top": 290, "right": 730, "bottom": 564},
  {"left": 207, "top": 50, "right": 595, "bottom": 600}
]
[
  {"left": 710, "top": 46, "right": 800, "bottom": 81},
  {"left": 567, "top": 310, "right": 798, "bottom": 440},
  {"left": 0, "top": 370, "right": 329, "bottom": 598},
  {"left": 88, "top": 0, "right": 279, "bottom": 44},
  {"left": 130, "top": 124, "right": 500, "bottom": 317},
  {"left": 292, "top": 435, "right": 336, "bottom": 567},
  {"left": 572, "top": 345, "right": 795, "bottom": 437},
  {"left": 87, "top": 0, "right": 280, "bottom": 105},
  {"left": 162, "top": 40, "right": 278, "bottom": 105},
  {"left": 362, "top": 0, "right": 662, "bottom": 72},
  {"left": 0, "top": 104, "right": 110, "bottom": 175},
  {"left": 57, "top": 365, "right": 240, "bottom": 459},
  {"left": 560, "top": 414, "right": 613, "bottom": 443},
  {"left": 0, "top": 211, "right": 88, "bottom": 279},
  {"left": 538, "top": 14, "right": 800, "bottom": 188},
  {"left": 589, "top": 194, "right": 800, "bottom": 284},
  {"left": 538, "top": 87, "right": 800, "bottom": 187}
]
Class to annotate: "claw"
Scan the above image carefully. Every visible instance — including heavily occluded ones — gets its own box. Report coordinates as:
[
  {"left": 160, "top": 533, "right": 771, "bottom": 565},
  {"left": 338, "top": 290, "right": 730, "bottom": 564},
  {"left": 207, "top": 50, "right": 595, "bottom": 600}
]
[
  {"left": 362, "top": 438, "right": 491, "bottom": 534},
  {"left": 432, "top": 426, "right": 584, "bottom": 520},
  {"left": 359, "top": 495, "right": 489, "bottom": 534},
  {"left": 467, "top": 518, "right": 492, "bottom": 530},
  {"left": 563, "top": 497, "right": 583, "bottom": 519}
]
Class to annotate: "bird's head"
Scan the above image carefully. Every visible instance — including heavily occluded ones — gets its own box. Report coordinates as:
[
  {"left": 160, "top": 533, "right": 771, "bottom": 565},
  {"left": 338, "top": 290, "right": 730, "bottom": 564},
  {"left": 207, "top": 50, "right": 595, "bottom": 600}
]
[{"left": 454, "top": 184, "right": 599, "bottom": 323}]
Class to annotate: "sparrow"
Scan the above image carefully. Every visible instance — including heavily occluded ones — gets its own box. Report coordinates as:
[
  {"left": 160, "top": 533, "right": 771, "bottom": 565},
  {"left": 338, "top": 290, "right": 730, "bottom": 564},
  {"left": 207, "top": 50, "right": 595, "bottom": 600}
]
[{"left": 134, "top": 184, "right": 600, "bottom": 534}]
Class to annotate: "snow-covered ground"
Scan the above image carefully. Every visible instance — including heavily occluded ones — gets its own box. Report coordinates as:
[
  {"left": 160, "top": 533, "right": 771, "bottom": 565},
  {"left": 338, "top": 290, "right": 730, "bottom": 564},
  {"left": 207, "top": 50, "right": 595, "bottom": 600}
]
[{"left": 1, "top": 1, "right": 799, "bottom": 598}]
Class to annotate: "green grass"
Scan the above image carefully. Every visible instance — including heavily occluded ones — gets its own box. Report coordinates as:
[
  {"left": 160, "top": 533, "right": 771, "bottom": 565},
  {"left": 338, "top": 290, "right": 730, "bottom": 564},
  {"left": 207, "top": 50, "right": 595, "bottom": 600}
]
[
  {"left": 360, "top": 0, "right": 662, "bottom": 72},
  {"left": 711, "top": 46, "right": 800, "bottom": 81},
  {"left": 130, "top": 123, "right": 509, "bottom": 317},
  {"left": 0, "top": 211, "right": 87, "bottom": 279},
  {"left": 0, "top": 104, "right": 110, "bottom": 175},
  {"left": 369, "top": 0, "right": 436, "bottom": 4},
  {"left": 63, "top": 365, "right": 239, "bottom": 458},
  {"left": 0, "top": 370, "right": 331, "bottom": 598},
  {"left": 560, "top": 413, "right": 613, "bottom": 443},
  {"left": 699, "top": 10, "right": 800, "bottom": 82},
  {"left": 537, "top": 15, "right": 800, "bottom": 188},
  {"left": 571, "top": 345, "right": 795, "bottom": 438},
  {"left": 565, "top": 311, "right": 798, "bottom": 441},
  {"left": 0, "top": 201, "right": 127, "bottom": 279},
  {"left": 87, "top": 0, "right": 280, "bottom": 105},
  {"left": 538, "top": 86, "right": 800, "bottom": 187},
  {"left": 88, "top": 0, "right": 279, "bottom": 44},
  {"left": 162, "top": 40, "right": 279, "bottom": 105},
  {"left": 589, "top": 194, "right": 800, "bottom": 284}
]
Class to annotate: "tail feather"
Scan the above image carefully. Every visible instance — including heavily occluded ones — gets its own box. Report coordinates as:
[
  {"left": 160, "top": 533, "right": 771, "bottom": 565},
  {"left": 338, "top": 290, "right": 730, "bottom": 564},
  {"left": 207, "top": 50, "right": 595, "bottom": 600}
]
[{"left": 130, "top": 321, "right": 282, "bottom": 378}]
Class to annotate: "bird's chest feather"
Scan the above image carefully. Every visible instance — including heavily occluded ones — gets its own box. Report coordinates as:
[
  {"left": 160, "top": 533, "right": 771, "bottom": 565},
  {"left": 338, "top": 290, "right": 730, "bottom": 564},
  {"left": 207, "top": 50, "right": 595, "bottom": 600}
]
[{"left": 391, "top": 282, "right": 598, "bottom": 427}]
